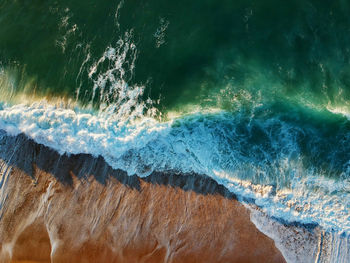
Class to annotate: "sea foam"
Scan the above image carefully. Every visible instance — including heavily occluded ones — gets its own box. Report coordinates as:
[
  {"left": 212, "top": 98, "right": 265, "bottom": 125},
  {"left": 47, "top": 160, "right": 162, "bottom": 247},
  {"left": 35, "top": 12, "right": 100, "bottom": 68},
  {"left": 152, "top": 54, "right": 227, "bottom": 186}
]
[{"left": 0, "top": 101, "right": 349, "bottom": 236}]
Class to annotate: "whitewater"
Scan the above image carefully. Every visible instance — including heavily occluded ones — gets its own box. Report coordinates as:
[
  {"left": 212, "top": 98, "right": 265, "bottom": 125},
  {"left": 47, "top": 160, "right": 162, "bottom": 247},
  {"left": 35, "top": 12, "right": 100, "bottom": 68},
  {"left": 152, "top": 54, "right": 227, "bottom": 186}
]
[{"left": 0, "top": 99, "right": 349, "bottom": 237}]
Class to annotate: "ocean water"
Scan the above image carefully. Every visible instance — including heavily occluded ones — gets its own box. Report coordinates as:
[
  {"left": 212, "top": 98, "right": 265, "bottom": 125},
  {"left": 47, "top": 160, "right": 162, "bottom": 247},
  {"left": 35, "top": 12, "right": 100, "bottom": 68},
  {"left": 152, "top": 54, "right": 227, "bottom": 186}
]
[{"left": 0, "top": 0, "right": 350, "bottom": 244}]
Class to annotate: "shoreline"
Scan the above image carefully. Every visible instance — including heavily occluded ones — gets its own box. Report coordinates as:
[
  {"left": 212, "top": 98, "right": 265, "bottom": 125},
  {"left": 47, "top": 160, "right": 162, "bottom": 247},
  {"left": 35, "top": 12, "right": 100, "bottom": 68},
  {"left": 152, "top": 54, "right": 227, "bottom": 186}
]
[
  {"left": 0, "top": 130, "right": 348, "bottom": 262},
  {"left": 0, "top": 130, "right": 286, "bottom": 262}
]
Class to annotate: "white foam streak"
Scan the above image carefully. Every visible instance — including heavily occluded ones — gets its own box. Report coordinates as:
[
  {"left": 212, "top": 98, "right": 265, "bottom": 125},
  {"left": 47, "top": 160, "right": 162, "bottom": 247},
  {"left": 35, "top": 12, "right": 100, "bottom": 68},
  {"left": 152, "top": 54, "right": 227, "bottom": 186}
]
[
  {"left": 0, "top": 102, "right": 169, "bottom": 163},
  {"left": 76, "top": 31, "right": 155, "bottom": 121},
  {"left": 327, "top": 106, "right": 350, "bottom": 120}
]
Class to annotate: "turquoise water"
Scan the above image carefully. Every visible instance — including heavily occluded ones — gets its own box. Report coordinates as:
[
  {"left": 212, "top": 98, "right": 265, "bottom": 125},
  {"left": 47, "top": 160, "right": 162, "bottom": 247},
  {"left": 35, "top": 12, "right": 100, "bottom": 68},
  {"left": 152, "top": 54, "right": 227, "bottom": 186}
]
[{"left": 0, "top": 0, "right": 350, "bottom": 235}]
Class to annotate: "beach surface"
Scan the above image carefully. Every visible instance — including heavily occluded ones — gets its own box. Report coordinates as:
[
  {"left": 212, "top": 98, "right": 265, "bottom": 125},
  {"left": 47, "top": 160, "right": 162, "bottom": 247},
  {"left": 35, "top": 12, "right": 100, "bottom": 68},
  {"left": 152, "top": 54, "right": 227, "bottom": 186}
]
[{"left": 0, "top": 132, "right": 285, "bottom": 263}]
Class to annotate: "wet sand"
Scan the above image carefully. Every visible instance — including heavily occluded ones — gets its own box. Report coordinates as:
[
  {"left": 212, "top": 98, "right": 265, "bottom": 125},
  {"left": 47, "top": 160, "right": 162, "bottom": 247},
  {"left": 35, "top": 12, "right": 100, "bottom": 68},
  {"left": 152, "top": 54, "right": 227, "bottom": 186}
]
[{"left": 0, "top": 132, "right": 286, "bottom": 263}]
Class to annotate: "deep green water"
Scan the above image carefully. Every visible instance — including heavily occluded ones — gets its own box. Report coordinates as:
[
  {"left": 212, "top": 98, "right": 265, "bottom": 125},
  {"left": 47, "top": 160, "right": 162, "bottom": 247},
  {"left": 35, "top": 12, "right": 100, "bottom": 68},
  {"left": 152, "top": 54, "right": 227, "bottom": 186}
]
[{"left": 1, "top": 0, "right": 350, "bottom": 112}]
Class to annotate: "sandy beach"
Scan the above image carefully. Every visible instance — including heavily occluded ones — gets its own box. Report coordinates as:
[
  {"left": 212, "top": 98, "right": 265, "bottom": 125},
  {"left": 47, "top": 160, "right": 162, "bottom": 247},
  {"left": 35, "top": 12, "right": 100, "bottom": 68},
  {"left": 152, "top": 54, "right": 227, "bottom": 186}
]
[{"left": 0, "top": 133, "right": 285, "bottom": 263}]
